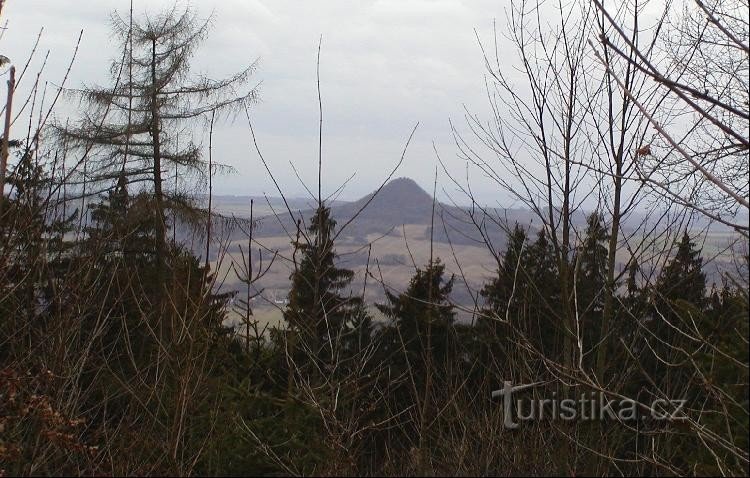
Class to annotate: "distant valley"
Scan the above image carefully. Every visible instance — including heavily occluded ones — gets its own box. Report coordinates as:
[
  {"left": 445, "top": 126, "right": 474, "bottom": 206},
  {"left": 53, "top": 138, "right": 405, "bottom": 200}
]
[{"left": 201, "top": 178, "right": 744, "bottom": 329}]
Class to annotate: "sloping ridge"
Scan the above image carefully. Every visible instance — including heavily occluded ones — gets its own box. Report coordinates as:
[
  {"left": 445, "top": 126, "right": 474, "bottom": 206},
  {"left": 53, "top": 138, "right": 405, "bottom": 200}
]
[
  {"left": 250, "top": 177, "right": 511, "bottom": 247},
  {"left": 348, "top": 177, "right": 434, "bottom": 216},
  {"left": 332, "top": 177, "right": 437, "bottom": 234}
]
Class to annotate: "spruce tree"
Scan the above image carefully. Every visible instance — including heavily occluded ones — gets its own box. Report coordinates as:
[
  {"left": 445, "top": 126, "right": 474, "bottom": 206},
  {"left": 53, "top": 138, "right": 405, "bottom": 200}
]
[
  {"left": 284, "top": 206, "right": 364, "bottom": 368},
  {"left": 641, "top": 232, "right": 708, "bottom": 403},
  {"left": 625, "top": 259, "right": 640, "bottom": 302},
  {"left": 481, "top": 223, "right": 528, "bottom": 321},
  {"left": 575, "top": 212, "right": 610, "bottom": 366},
  {"left": 85, "top": 171, "right": 156, "bottom": 261},
  {"left": 477, "top": 225, "right": 562, "bottom": 374},
  {"left": 618, "top": 258, "right": 647, "bottom": 341},
  {"left": 524, "top": 228, "right": 561, "bottom": 360},
  {"left": 478, "top": 223, "right": 527, "bottom": 367},
  {"left": 656, "top": 231, "right": 707, "bottom": 309},
  {"left": 0, "top": 147, "right": 77, "bottom": 349},
  {"left": 76, "top": 174, "right": 232, "bottom": 464},
  {"left": 374, "top": 258, "right": 455, "bottom": 461},
  {"left": 376, "top": 258, "right": 455, "bottom": 375}
]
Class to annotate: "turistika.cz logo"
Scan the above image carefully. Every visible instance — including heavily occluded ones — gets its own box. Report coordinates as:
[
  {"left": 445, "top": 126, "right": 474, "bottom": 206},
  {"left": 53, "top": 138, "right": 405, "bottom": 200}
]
[{"left": 492, "top": 381, "right": 687, "bottom": 429}]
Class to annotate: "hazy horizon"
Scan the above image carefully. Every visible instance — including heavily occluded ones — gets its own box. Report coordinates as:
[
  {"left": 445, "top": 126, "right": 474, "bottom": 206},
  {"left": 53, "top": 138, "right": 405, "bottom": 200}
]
[{"left": 4, "top": 0, "right": 519, "bottom": 203}]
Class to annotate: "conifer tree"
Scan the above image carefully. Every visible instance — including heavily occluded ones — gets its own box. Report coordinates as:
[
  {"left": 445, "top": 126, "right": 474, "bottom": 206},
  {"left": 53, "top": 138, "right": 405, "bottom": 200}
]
[
  {"left": 0, "top": 147, "right": 77, "bottom": 341},
  {"left": 524, "top": 228, "right": 561, "bottom": 359},
  {"left": 656, "top": 232, "right": 707, "bottom": 309},
  {"left": 85, "top": 171, "right": 156, "bottom": 261},
  {"left": 478, "top": 225, "right": 562, "bottom": 371},
  {"left": 374, "top": 258, "right": 455, "bottom": 462},
  {"left": 478, "top": 224, "right": 527, "bottom": 366},
  {"left": 75, "top": 172, "right": 232, "bottom": 467},
  {"left": 618, "top": 258, "right": 647, "bottom": 340},
  {"left": 376, "top": 258, "right": 455, "bottom": 374},
  {"left": 641, "top": 232, "right": 708, "bottom": 399},
  {"left": 625, "top": 259, "right": 640, "bottom": 302},
  {"left": 57, "top": 6, "right": 257, "bottom": 271},
  {"left": 284, "top": 206, "right": 364, "bottom": 367},
  {"left": 480, "top": 223, "right": 528, "bottom": 321},
  {"left": 575, "top": 212, "right": 610, "bottom": 365}
]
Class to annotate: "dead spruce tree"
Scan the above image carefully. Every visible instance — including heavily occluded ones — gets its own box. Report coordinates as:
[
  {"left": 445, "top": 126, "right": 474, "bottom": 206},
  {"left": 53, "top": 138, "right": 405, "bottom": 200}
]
[{"left": 57, "top": 6, "right": 257, "bottom": 278}]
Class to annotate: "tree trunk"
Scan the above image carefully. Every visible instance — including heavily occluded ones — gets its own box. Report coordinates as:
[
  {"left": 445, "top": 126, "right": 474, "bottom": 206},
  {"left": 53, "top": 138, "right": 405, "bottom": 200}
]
[{"left": 151, "top": 38, "right": 167, "bottom": 277}]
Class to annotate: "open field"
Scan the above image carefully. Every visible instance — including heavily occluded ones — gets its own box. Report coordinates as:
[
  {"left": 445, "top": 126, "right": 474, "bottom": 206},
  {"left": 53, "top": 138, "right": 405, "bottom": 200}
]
[
  {"left": 213, "top": 223, "right": 498, "bottom": 326},
  {"left": 212, "top": 213, "right": 745, "bottom": 331}
]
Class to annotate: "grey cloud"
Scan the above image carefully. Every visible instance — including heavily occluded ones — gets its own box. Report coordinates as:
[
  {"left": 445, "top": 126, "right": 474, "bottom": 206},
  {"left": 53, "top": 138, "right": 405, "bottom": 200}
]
[{"left": 3, "top": 0, "right": 508, "bottom": 202}]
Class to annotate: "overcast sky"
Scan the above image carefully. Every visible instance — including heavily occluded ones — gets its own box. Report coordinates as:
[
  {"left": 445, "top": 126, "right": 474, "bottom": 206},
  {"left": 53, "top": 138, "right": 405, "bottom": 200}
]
[{"left": 3, "top": 0, "right": 527, "bottom": 203}]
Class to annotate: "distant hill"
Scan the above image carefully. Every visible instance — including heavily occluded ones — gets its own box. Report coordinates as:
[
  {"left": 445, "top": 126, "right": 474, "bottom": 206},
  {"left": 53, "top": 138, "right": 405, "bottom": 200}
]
[
  {"left": 206, "top": 175, "right": 747, "bottom": 261},
  {"left": 248, "top": 177, "right": 536, "bottom": 248},
  {"left": 202, "top": 178, "right": 743, "bottom": 317},
  {"left": 337, "top": 177, "right": 435, "bottom": 228},
  {"left": 86, "top": 176, "right": 748, "bottom": 263}
]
